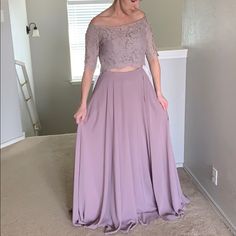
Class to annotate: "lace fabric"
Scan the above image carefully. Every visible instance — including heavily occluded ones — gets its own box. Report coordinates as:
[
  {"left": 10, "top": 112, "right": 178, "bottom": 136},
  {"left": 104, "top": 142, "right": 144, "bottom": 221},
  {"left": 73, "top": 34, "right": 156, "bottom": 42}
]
[{"left": 84, "top": 15, "right": 159, "bottom": 73}]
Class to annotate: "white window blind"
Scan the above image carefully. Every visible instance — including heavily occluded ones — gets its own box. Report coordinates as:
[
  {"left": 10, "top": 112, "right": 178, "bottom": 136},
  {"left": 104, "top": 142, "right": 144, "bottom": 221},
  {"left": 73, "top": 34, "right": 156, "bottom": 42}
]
[{"left": 67, "top": 0, "right": 112, "bottom": 82}]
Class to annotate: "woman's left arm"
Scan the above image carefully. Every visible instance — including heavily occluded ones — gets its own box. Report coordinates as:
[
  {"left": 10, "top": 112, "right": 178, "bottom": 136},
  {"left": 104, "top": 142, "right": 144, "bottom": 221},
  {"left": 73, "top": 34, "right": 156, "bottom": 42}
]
[
  {"left": 145, "top": 17, "right": 168, "bottom": 111},
  {"left": 147, "top": 57, "right": 162, "bottom": 98}
]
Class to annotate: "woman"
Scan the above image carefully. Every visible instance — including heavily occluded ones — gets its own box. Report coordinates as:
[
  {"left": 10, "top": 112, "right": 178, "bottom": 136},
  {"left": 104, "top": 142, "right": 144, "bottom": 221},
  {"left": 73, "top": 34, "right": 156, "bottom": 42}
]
[{"left": 72, "top": 0, "right": 190, "bottom": 234}]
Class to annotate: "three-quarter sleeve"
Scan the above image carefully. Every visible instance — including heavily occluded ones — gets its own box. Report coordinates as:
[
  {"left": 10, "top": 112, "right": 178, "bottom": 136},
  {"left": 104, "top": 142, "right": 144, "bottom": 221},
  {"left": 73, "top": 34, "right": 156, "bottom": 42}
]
[
  {"left": 145, "top": 18, "right": 159, "bottom": 60},
  {"left": 84, "top": 23, "right": 99, "bottom": 73}
]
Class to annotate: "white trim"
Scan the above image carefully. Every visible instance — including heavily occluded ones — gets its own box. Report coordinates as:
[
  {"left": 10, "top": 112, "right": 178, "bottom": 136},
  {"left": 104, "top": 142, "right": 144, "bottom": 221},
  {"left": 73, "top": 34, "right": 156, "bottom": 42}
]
[
  {"left": 158, "top": 48, "right": 188, "bottom": 59},
  {"left": 176, "top": 162, "right": 183, "bottom": 168},
  {"left": 184, "top": 165, "right": 236, "bottom": 235},
  {"left": 0, "top": 132, "right": 25, "bottom": 149}
]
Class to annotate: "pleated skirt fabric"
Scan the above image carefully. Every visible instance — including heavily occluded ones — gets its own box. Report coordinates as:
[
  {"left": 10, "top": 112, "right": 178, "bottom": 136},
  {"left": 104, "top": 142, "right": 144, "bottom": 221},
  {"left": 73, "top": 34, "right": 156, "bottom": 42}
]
[{"left": 72, "top": 66, "right": 190, "bottom": 234}]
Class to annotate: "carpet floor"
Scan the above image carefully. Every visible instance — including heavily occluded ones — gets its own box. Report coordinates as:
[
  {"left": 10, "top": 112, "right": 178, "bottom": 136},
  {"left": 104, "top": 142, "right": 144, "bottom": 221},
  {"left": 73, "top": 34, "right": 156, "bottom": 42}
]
[{"left": 1, "top": 133, "right": 233, "bottom": 236}]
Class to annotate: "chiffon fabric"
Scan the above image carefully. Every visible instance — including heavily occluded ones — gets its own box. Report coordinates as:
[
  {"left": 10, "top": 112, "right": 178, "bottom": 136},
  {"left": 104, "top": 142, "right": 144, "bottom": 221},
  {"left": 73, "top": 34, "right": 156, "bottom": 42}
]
[{"left": 72, "top": 67, "right": 190, "bottom": 234}]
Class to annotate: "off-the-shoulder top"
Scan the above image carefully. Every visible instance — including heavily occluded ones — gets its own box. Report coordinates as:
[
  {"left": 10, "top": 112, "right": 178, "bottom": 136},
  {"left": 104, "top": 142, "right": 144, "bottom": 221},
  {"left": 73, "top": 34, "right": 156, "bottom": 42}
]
[{"left": 84, "top": 15, "right": 159, "bottom": 73}]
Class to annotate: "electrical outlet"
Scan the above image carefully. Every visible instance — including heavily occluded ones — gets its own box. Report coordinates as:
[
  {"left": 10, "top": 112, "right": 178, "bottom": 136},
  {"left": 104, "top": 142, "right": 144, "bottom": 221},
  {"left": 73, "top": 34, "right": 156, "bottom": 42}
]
[{"left": 211, "top": 166, "right": 218, "bottom": 186}]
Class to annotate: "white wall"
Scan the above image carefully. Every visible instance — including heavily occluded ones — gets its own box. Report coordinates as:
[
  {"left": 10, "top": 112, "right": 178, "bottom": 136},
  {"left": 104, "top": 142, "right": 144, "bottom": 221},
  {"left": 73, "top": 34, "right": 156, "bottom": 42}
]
[
  {"left": 1, "top": 0, "right": 24, "bottom": 147},
  {"left": 144, "top": 50, "right": 188, "bottom": 165},
  {"left": 8, "top": 0, "right": 35, "bottom": 136}
]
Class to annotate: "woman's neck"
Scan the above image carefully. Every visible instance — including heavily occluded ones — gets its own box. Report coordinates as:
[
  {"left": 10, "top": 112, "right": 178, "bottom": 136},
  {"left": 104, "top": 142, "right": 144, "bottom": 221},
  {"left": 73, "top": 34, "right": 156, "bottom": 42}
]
[{"left": 110, "top": 0, "right": 138, "bottom": 18}]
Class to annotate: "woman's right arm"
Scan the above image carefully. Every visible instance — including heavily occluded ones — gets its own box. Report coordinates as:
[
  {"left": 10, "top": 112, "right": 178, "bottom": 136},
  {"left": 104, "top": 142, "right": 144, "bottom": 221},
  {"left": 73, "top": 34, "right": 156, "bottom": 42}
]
[
  {"left": 74, "top": 23, "right": 99, "bottom": 124},
  {"left": 79, "top": 69, "right": 95, "bottom": 108},
  {"left": 80, "top": 22, "right": 99, "bottom": 107}
]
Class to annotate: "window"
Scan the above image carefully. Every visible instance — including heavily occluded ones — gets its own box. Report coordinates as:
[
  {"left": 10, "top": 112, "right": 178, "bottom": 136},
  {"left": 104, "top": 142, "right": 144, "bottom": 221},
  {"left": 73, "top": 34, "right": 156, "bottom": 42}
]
[{"left": 67, "top": 0, "right": 113, "bottom": 82}]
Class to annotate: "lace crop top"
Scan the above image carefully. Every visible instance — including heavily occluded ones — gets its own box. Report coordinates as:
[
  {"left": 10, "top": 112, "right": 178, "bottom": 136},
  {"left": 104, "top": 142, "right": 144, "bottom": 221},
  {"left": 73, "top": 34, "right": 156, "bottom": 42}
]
[{"left": 84, "top": 15, "right": 159, "bottom": 73}]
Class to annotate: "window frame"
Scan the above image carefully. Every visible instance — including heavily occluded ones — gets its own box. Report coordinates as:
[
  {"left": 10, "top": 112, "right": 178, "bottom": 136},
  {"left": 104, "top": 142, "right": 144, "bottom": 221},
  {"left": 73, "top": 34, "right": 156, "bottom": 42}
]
[{"left": 67, "top": 0, "right": 113, "bottom": 84}]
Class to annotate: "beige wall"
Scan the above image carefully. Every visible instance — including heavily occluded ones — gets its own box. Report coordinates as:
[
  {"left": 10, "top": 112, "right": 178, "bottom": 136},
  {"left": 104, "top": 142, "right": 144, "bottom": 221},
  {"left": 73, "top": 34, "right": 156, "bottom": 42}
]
[
  {"left": 25, "top": 0, "right": 184, "bottom": 135},
  {"left": 182, "top": 0, "right": 236, "bottom": 230},
  {"left": 141, "top": 0, "right": 184, "bottom": 49}
]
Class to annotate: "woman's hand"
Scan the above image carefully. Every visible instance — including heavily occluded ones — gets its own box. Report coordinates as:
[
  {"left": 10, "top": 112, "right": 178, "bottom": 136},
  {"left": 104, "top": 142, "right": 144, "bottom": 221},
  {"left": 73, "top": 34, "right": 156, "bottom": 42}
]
[
  {"left": 74, "top": 105, "right": 87, "bottom": 125},
  {"left": 157, "top": 92, "right": 168, "bottom": 111}
]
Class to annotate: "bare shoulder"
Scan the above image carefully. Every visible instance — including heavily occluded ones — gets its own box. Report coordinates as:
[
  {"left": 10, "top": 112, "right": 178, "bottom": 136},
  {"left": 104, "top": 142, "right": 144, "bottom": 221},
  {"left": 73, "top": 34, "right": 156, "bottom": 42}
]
[
  {"left": 132, "top": 9, "right": 146, "bottom": 20},
  {"left": 90, "top": 16, "right": 108, "bottom": 26},
  {"left": 90, "top": 15, "right": 101, "bottom": 24},
  {"left": 90, "top": 8, "right": 111, "bottom": 25},
  {"left": 90, "top": 8, "right": 146, "bottom": 26}
]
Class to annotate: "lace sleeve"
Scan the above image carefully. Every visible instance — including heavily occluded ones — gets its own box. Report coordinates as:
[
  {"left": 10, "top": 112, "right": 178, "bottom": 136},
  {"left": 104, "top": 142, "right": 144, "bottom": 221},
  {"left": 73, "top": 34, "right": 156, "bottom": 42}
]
[
  {"left": 145, "top": 18, "right": 159, "bottom": 60},
  {"left": 84, "top": 23, "right": 99, "bottom": 73}
]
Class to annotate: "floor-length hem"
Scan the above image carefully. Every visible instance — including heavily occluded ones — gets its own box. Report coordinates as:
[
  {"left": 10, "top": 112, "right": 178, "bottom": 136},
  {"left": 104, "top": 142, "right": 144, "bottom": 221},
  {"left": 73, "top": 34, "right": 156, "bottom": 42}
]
[
  {"left": 72, "top": 66, "right": 191, "bottom": 235},
  {"left": 72, "top": 199, "right": 190, "bottom": 235}
]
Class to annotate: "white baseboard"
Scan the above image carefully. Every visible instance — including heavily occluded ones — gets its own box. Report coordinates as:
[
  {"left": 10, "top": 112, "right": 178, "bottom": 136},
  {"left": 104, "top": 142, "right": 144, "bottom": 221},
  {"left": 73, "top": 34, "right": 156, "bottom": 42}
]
[
  {"left": 184, "top": 165, "right": 236, "bottom": 236},
  {"left": 176, "top": 162, "right": 183, "bottom": 168},
  {"left": 0, "top": 132, "right": 25, "bottom": 149}
]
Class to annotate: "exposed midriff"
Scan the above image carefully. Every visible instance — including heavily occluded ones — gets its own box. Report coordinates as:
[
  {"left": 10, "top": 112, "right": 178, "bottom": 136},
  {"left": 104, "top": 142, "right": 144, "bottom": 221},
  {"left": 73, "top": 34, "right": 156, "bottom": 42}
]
[{"left": 108, "top": 65, "right": 142, "bottom": 72}]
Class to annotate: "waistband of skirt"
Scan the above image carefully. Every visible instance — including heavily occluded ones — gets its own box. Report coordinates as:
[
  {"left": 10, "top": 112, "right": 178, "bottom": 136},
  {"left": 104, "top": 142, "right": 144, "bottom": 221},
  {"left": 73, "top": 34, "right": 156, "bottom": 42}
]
[{"left": 101, "top": 66, "right": 144, "bottom": 76}]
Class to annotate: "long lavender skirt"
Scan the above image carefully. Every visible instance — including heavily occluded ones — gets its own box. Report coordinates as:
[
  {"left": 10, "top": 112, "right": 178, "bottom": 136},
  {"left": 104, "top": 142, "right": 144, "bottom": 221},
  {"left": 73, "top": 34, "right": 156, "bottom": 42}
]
[{"left": 72, "top": 67, "right": 190, "bottom": 234}]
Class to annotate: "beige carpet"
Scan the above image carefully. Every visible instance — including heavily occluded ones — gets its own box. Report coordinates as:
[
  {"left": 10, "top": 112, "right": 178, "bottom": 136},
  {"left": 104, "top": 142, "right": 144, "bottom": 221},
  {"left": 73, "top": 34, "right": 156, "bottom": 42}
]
[{"left": 1, "top": 133, "right": 233, "bottom": 236}]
